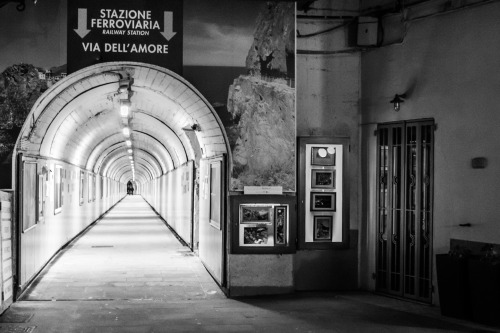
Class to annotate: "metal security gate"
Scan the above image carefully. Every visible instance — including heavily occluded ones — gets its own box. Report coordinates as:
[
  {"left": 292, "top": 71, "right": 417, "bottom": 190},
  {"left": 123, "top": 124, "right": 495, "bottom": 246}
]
[{"left": 376, "top": 120, "right": 434, "bottom": 303}]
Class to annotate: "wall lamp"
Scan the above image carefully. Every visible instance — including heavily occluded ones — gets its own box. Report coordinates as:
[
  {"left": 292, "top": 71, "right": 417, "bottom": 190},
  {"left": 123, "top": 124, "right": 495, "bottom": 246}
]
[
  {"left": 120, "top": 99, "right": 131, "bottom": 117},
  {"left": 118, "top": 78, "right": 132, "bottom": 93},
  {"left": 390, "top": 94, "right": 406, "bottom": 112},
  {"left": 182, "top": 123, "right": 201, "bottom": 132}
]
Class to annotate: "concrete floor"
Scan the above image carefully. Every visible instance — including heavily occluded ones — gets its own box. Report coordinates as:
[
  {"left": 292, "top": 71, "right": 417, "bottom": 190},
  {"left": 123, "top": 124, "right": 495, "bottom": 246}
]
[{"left": 0, "top": 196, "right": 498, "bottom": 332}]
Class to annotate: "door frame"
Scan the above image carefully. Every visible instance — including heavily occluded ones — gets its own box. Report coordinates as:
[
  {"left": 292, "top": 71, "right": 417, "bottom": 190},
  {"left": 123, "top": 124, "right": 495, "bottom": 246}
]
[{"left": 375, "top": 119, "right": 435, "bottom": 303}]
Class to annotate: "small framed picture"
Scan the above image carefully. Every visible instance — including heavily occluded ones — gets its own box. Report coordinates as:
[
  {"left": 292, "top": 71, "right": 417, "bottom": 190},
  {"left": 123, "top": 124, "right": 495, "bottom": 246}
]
[
  {"left": 311, "top": 146, "right": 335, "bottom": 166},
  {"left": 313, "top": 216, "right": 333, "bottom": 241},
  {"left": 243, "top": 226, "right": 269, "bottom": 245},
  {"left": 274, "top": 206, "right": 287, "bottom": 245},
  {"left": 240, "top": 205, "right": 273, "bottom": 224},
  {"left": 311, "top": 170, "right": 335, "bottom": 189},
  {"left": 310, "top": 192, "right": 336, "bottom": 211}
]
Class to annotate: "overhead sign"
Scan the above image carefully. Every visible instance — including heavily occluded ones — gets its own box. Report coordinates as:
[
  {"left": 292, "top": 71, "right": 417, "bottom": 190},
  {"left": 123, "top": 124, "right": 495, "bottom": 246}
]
[{"left": 67, "top": 0, "right": 183, "bottom": 74}]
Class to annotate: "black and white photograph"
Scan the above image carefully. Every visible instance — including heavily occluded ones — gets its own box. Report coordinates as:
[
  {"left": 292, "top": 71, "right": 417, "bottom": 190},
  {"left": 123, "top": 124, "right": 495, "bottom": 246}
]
[
  {"left": 311, "top": 146, "right": 335, "bottom": 166},
  {"left": 310, "top": 192, "right": 336, "bottom": 211},
  {"left": 311, "top": 169, "right": 335, "bottom": 189},
  {"left": 313, "top": 216, "right": 332, "bottom": 241},
  {"left": 0, "top": 0, "right": 498, "bottom": 331},
  {"left": 274, "top": 205, "right": 287, "bottom": 245},
  {"left": 240, "top": 205, "right": 273, "bottom": 224}
]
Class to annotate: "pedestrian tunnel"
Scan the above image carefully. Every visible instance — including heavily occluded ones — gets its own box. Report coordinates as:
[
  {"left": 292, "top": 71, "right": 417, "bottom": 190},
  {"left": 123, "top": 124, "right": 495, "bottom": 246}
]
[{"left": 13, "top": 62, "right": 229, "bottom": 297}]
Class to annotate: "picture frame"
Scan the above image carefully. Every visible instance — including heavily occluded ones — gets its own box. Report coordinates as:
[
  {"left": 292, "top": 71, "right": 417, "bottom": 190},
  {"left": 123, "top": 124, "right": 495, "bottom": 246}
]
[
  {"left": 313, "top": 216, "right": 333, "bottom": 241},
  {"left": 243, "top": 225, "right": 269, "bottom": 245},
  {"left": 311, "top": 169, "right": 335, "bottom": 189},
  {"left": 274, "top": 206, "right": 287, "bottom": 245},
  {"left": 310, "top": 192, "right": 336, "bottom": 211},
  {"left": 311, "top": 146, "right": 335, "bottom": 166},
  {"left": 240, "top": 204, "right": 273, "bottom": 224},
  {"left": 209, "top": 160, "right": 223, "bottom": 230}
]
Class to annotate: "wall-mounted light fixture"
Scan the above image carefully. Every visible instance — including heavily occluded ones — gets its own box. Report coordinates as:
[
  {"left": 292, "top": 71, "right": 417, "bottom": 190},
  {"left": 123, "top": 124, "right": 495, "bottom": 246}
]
[
  {"left": 118, "top": 78, "right": 131, "bottom": 93},
  {"left": 120, "top": 99, "right": 131, "bottom": 117},
  {"left": 390, "top": 94, "right": 406, "bottom": 112},
  {"left": 122, "top": 127, "right": 130, "bottom": 137},
  {"left": 182, "top": 123, "right": 201, "bottom": 132}
]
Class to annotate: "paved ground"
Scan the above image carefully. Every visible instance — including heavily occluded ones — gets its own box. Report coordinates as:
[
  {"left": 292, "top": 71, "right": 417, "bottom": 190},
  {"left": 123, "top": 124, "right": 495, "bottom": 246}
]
[{"left": 0, "top": 196, "right": 498, "bottom": 332}]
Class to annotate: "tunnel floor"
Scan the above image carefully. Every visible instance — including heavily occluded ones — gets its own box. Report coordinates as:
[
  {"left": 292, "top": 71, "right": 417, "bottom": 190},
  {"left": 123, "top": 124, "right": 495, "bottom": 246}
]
[
  {"left": 1, "top": 196, "right": 497, "bottom": 332},
  {"left": 21, "top": 195, "right": 224, "bottom": 302}
]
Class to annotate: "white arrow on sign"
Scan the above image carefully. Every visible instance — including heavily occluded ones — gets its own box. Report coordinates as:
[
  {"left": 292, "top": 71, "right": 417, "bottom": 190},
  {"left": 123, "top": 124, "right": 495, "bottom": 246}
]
[
  {"left": 74, "top": 8, "right": 91, "bottom": 39},
  {"left": 160, "top": 11, "right": 176, "bottom": 41}
]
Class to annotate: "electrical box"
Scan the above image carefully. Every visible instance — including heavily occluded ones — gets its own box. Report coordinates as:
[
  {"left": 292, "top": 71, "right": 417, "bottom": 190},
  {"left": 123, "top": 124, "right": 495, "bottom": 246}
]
[{"left": 357, "top": 17, "right": 378, "bottom": 46}]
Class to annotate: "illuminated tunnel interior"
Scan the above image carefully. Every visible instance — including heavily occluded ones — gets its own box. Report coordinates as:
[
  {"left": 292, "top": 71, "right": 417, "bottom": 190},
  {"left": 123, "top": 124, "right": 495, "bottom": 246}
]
[{"left": 13, "top": 62, "right": 229, "bottom": 293}]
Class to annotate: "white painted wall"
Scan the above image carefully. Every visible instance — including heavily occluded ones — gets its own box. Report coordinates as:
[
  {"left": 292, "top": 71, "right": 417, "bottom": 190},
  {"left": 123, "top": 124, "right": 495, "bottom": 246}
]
[
  {"left": 142, "top": 161, "right": 194, "bottom": 247},
  {"left": 18, "top": 158, "right": 125, "bottom": 289},
  {"left": 360, "top": 1, "right": 500, "bottom": 296}
]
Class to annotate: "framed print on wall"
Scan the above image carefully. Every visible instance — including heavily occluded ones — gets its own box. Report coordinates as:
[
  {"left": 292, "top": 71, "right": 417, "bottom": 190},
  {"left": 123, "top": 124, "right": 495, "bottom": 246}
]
[
  {"left": 239, "top": 204, "right": 273, "bottom": 224},
  {"left": 274, "top": 205, "right": 287, "bottom": 245},
  {"left": 209, "top": 159, "right": 224, "bottom": 230},
  {"left": 311, "top": 170, "right": 335, "bottom": 189},
  {"left": 310, "top": 192, "right": 336, "bottom": 211},
  {"left": 230, "top": 195, "right": 297, "bottom": 254},
  {"left": 313, "top": 216, "right": 333, "bottom": 241},
  {"left": 311, "top": 146, "right": 335, "bottom": 166},
  {"left": 298, "top": 137, "right": 350, "bottom": 249},
  {"left": 243, "top": 225, "right": 269, "bottom": 245}
]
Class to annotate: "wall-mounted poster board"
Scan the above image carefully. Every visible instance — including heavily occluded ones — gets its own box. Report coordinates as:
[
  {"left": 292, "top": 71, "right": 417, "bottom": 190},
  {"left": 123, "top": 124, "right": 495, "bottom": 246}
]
[
  {"left": 230, "top": 195, "right": 296, "bottom": 254},
  {"left": 67, "top": 0, "right": 183, "bottom": 74},
  {"left": 298, "top": 137, "right": 349, "bottom": 250}
]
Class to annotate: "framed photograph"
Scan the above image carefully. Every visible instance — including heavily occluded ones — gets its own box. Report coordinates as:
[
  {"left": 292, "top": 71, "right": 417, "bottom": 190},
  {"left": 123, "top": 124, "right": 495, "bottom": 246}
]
[
  {"left": 209, "top": 160, "right": 223, "bottom": 229},
  {"left": 243, "top": 226, "right": 269, "bottom": 245},
  {"left": 313, "top": 216, "right": 333, "bottom": 241},
  {"left": 311, "top": 170, "right": 335, "bottom": 189},
  {"left": 310, "top": 192, "right": 336, "bottom": 211},
  {"left": 274, "top": 206, "right": 287, "bottom": 245},
  {"left": 240, "top": 204, "right": 273, "bottom": 224},
  {"left": 311, "top": 146, "right": 335, "bottom": 166}
]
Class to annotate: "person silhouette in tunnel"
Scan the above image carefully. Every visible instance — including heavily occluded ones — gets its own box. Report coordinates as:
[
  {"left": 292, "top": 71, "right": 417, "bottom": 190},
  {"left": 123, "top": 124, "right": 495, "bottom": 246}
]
[{"left": 127, "top": 181, "right": 134, "bottom": 195}]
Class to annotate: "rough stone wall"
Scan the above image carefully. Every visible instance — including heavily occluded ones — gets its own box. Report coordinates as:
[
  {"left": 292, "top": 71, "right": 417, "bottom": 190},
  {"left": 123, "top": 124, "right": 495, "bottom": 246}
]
[
  {"left": 0, "top": 64, "right": 46, "bottom": 157},
  {"left": 246, "top": 2, "right": 295, "bottom": 78},
  {"left": 227, "top": 76, "right": 295, "bottom": 190},
  {"left": 227, "top": 1, "right": 296, "bottom": 191}
]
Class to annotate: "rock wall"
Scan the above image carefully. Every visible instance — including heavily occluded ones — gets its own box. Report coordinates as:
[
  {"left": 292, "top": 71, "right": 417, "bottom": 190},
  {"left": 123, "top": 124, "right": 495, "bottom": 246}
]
[
  {"left": 227, "top": 76, "right": 295, "bottom": 191},
  {"left": 0, "top": 64, "right": 47, "bottom": 158},
  {"left": 246, "top": 2, "right": 295, "bottom": 78},
  {"left": 227, "top": 2, "right": 296, "bottom": 191}
]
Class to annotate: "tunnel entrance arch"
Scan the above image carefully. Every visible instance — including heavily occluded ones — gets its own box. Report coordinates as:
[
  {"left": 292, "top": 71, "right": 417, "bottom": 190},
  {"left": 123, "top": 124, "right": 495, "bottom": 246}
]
[{"left": 13, "top": 62, "right": 230, "bottom": 296}]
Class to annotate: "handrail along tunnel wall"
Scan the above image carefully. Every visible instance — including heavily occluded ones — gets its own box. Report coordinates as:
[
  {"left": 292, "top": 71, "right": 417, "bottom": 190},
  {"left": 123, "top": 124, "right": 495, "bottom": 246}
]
[{"left": 12, "top": 62, "right": 230, "bottom": 296}]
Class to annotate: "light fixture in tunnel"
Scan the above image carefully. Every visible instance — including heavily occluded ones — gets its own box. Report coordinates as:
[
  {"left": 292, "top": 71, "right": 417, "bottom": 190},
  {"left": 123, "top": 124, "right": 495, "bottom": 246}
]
[
  {"left": 182, "top": 123, "right": 202, "bottom": 132},
  {"left": 128, "top": 149, "right": 132, "bottom": 154},
  {"left": 128, "top": 156, "right": 132, "bottom": 159},
  {"left": 123, "top": 127, "right": 130, "bottom": 137},
  {"left": 120, "top": 99, "right": 131, "bottom": 117},
  {"left": 126, "top": 140, "right": 132, "bottom": 146}
]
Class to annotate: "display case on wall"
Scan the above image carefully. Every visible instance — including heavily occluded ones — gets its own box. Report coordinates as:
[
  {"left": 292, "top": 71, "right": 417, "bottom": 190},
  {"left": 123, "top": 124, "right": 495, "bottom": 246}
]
[
  {"left": 298, "top": 137, "right": 349, "bottom": 249},
  {"left": 230, "top": 195, "right": 297, "bottom": 254}
]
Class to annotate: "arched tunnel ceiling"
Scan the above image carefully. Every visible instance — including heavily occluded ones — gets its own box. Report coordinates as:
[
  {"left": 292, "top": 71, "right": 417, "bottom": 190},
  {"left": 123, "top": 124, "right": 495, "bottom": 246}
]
[{"left": 15, "top": 62, "right": 229, "bottom": 185}]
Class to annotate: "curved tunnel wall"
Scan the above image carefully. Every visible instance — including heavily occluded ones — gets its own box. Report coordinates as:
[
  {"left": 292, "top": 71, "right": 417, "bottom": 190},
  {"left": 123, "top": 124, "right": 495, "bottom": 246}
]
[{"left": 13, "top": 62, "right": 230, "bottom": 292}]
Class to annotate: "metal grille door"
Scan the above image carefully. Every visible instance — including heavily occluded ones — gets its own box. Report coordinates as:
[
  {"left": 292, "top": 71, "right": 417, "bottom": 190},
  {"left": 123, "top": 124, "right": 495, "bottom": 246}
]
[{"left": 376, "top": 120, "right": 434, "bottom": 302}]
